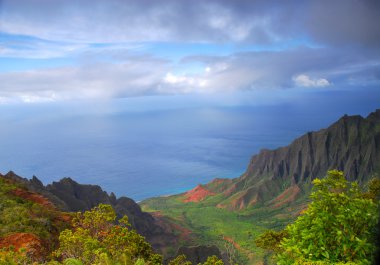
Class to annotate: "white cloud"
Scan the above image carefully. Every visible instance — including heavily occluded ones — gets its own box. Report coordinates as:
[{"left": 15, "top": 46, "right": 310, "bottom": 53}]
[
  {"left": 293, "top": 74, "right": 330, "bottom": 88},
  {"left": 163, "top": 72, "right": 208, "bottom": 93},
  {"left": 1, "top": 47, "right": 379, "bottom": 104},
  {"left": 0, "top": 57, "right": 170, "bottom": 103}
]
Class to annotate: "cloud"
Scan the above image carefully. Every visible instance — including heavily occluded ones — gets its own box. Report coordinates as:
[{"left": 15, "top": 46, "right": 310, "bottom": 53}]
[
  {"left": 1, "top": 0, "right": 379, "bottom": 48},
  {"left": 163, "top": 73, "right": 208, "bottom": 91},
  {"left": 1, "top": 45, "right": 378, "bottom": 103},
  {"left": 303, "top": 0, "right": 380, "bottom": 48},
  {"left": 293, "top": 74, "right": 330, "bottom": 88},
  {"left": 0, "top": 56, "right": 171, "bottom": 103},
  {"left": 0, "top": 0, "right": 379, "bottom": 105}
]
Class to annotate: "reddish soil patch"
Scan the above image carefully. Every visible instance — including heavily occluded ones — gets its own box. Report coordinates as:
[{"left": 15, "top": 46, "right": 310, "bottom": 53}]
[
  {"left": 151, "top": 212, "right": 192, "bottom": 241},
  {"left": 150, "top": 211, "right": 192, "bottom": 240},
  {"left": 223, "top": 184, "right": 237, "bottom": 197},
  {"left": 54, "top": 212, "right": 72, "bottom": 223},
  {"left": 0, "top": 233, "right": 44, "bottom": 259},
  {"left": 170, "top": 222, "right": 192, "bottom": 241},
  {"left": 231, "top": 197, "right": 246, "bottom": 210},
  {"left": 11, "top": 188, "right": 55, "bottom": 209},
  {"left": 151, "top": 211, "right": 163, "bottom": 218},
  {"left": 272, "top": 185, "right": 301, "bottom": 208},
  {"left": 183, "top": 185, "right": 215, "bottom": 203},
  {"left": 223, "top": 235, "right": 241, "bottom": 250}
]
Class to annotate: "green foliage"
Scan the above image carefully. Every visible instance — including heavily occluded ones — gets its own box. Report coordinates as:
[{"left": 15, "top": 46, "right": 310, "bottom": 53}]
[
  {"left": 200, "top": 255, "right": 224, "bottom": 265},
  {"left": 55, "top": 204, "right": 162, "bottom": 265},
  {"left": 255, "top": 229, "right": 288, "bottom": 253},
  {"left": 277, "top": 170, "right": 379, "bottom": 265},
  {"left": 168, "top": 254, "right": 192, "bottom": 265},
  {"left": 63, "top": 258, "right": 84, "bottom": 265},
  {"left": 362, "top": 177, "right": 380, "bottom": 200},
  {"left": 0, "top": 248, "right": 35, "bottom": 265}
]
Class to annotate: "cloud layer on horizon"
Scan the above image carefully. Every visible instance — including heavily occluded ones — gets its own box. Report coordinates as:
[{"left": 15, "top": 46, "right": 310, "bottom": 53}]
[{"left": 0, "top": 0, "right": 379, "bottom": 103}]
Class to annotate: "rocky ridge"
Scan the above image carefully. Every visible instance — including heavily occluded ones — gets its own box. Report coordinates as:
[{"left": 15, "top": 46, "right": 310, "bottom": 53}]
[{"left": 203, "top": 109, "right": 380, "bottom": 210}]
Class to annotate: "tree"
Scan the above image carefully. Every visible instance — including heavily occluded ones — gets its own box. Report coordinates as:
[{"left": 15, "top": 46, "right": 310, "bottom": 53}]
[
  {"left": 255, "top": 230, "right": 288, "bottom": 253},
  {"left": 168, "top": 254, "right": 192, "bottom": 265},
  {"left": 277, "top": 170, "right": 379, "bottom": 264},
  {"left": 201, "top": 255, "right": 224, "bottom": 265},
  {"left": 55, "top": 204, "right": 162, "bottom": 265}
]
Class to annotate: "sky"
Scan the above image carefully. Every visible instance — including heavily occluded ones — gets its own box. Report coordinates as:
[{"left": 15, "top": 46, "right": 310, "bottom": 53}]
[{"left": 0, "top": 0, "right": 379, "bottom": 105}]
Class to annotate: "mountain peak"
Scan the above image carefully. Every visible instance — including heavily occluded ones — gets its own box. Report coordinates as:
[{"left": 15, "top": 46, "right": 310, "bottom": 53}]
[{"left": 367, "top": 109, "right": 380, "bottom": 122}]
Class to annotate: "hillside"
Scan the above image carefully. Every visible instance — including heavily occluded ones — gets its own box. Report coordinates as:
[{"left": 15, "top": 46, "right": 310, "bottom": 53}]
[
  {"left": 141, "top": 109, "right": 380, "bottom": 264},
  {"left": 0, "top": 173, "right": 71, "bottom": 262},
  {"left": 1, "top": 171, "right": 179, "bottom": 256}
]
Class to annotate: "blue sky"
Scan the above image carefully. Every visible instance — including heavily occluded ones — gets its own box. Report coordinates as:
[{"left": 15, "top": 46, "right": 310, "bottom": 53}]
[{"left": 0, "top": 0, "right": 379, "bottom": 104}]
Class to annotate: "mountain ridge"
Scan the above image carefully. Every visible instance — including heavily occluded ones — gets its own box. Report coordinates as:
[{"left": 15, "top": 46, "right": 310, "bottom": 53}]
[
  {"left": 201, "top": 109, "right": 380, "bottom": 210},
  {"left": 0, "top": 171, "right": 178, "bottom": 254}
]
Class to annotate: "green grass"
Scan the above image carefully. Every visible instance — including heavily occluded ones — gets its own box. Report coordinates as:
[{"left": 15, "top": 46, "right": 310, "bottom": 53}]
[{"left": 141, "top": 193, "right": 308, "bottom": 264}]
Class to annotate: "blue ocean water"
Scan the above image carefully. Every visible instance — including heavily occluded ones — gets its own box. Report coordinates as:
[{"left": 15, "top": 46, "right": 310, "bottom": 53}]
[{"left": 0, "top": 90, "right": 378, "bottom": 201}]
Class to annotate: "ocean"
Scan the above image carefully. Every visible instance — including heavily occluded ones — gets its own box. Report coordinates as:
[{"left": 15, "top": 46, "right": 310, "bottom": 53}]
[{"left": 0, "top": 90, "right": 378, "bottom": 201}]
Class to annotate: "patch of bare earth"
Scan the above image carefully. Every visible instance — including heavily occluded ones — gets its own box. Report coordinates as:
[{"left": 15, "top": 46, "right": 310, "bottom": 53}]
[
  {"left": 222, "top": 235, "right": 241, "bottom": 250},
  {"left": 11, "top": 188, "right": 56, "bottom": 209},
  {"left": 151, "top": 212, "right": 192, "bottom": 242},
  {"left": 272, "top": 185, "right": 300, "bottom": 208},
  {"left": 0, "top": 233, "right": 45, "bottom": 259},
  {"left": 183, "top": 185, "right": 215, "bottom": 203}
]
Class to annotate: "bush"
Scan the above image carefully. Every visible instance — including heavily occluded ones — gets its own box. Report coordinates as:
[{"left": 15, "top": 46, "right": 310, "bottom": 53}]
[{"left": 277, "top": 170, "right": 379, "bottom": 264}]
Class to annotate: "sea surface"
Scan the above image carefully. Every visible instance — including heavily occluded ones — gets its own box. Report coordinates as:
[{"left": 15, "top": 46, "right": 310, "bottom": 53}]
[{"left": 0, "top": 90, "right": 378, "bottom": 201}]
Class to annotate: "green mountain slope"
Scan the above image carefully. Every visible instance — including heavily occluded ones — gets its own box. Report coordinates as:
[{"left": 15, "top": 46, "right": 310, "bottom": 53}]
[{"left": 141, "top": 109, "right": 380, "bottom": 264}]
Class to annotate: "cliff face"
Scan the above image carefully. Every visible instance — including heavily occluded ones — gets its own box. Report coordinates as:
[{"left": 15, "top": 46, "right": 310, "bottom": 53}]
[
  {"left": 206, "top": 109, "right": 380, "bottom": 210},
  {"left": 2, "top": 171, "right": 177, "bottom": 253}
]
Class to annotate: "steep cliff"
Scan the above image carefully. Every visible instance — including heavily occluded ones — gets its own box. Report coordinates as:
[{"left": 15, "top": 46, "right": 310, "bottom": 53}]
[{"left": 205, "top": 109, "right": 380, "bottom": 210}]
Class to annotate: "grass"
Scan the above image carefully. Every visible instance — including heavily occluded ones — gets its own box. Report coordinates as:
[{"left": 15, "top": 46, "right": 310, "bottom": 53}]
[{"left": 141, "top": 192, "right": 308, "bottom": 265}]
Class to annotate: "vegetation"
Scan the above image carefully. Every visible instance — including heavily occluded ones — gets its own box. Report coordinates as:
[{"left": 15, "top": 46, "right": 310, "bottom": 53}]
[
  {"left": 254, "top": 230, "right": 288, "bottom": 253},
  {"left": 54, "top": 204, "right": 162, "bottom": 264},
  {"left": 0, "top": 248, "right": 35, "bottom": 265},
  {"left": 168, "top": 254, "right": 192, "bottom": 265},
  {"left": 255, "top": 170, "right": 379, "bottom": 264},
  {"left": 0, "top": 179, "right": 225, "bottom": 265},
  {"left": 141, "top": 185, "right": 306, "bottom": 264},
  {"left": 1, "top": 169, "right": 379, "bottom": 265},
  {"left": 143, "top": 170, "right": 380, "bottom": 264},
  {"left": 0, "top": 177, "right": 70, "bottom": 261},
  {"left": 168, "top": 254, "right": 223, "bottom": 265}
]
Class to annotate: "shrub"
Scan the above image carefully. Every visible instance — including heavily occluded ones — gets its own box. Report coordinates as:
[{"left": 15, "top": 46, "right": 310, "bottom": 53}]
[{"left": 277, "top": 170, "right": 379, "bottom": 264}]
